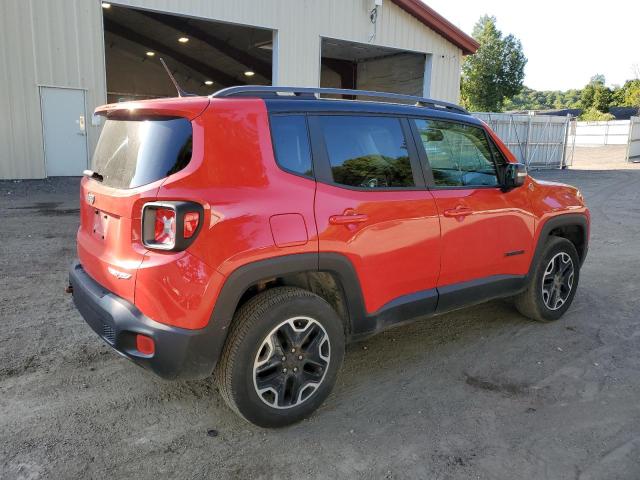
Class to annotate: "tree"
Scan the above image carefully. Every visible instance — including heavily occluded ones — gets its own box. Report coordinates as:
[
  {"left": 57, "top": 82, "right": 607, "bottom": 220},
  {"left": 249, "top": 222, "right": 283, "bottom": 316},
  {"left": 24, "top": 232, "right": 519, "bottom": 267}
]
[
  {"left": 620, "top": 79, "right": 640, "bottom": 107},
  {"left": 592, "top": 85, "right": 612, "bottom": 111},
  {"left": 461, "top": 15, "right": 527, "bottom": 112},
  {"left": 580, "top": 84, "right": 595, "bottom": 110},
  {"left": 580, "top": 74, "right": 612, "bottom": 112},
  {"left": 500, "top": 78, "right": 636, "bottom": 113},
  {"left": 580, "top": 107, "right": 614, "bottom": 121}
]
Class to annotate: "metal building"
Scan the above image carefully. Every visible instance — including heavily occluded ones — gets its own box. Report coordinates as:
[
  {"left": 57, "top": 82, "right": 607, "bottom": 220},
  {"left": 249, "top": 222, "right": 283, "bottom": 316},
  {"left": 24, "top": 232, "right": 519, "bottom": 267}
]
[{"left": 0, "top": 0, "right": 477, "bottom": 180}]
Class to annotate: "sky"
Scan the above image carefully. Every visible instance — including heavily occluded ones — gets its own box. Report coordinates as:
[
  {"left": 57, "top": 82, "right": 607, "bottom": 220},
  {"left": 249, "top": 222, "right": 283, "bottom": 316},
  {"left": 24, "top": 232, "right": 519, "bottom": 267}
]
[{"left": 423, "top": 0, "right": 640, "bottom": 91}]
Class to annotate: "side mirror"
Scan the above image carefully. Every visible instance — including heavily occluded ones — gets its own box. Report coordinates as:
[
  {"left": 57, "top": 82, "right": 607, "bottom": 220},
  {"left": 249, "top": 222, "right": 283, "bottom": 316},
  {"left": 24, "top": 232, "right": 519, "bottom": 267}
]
[{"left": 502, "top": 163, "right": 527, "bottom": 191}]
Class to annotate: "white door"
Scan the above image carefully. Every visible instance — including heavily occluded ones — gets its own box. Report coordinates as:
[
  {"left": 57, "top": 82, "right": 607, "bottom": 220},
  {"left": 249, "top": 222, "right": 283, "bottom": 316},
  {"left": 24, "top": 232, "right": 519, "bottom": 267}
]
[{"left": 40, "top": 87, "right": 88, "bottom": 176}]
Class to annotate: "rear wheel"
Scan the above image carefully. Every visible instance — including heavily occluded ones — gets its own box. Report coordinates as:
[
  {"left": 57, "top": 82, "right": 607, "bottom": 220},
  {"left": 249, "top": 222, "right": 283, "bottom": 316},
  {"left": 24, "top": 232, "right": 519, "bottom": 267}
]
[
  {"left": 514, "top": 236, "right": 580, "bottom": 322},
  {"left": 216, "top": 287, "right": 345, "bottom": 428}
]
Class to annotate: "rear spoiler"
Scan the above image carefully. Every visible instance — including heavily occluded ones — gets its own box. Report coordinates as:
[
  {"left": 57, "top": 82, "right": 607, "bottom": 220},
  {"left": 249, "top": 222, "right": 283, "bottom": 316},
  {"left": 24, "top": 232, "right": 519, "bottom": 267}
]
[{"left": 94, "top": 97, "right": 210, "bottom": 121}]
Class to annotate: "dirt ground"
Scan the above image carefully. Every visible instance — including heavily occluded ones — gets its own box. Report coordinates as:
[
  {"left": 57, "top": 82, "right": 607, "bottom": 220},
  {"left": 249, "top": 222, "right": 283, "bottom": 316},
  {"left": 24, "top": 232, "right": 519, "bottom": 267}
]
[{"left": 2, "top": 152, "right": 640, "bottom": 479}]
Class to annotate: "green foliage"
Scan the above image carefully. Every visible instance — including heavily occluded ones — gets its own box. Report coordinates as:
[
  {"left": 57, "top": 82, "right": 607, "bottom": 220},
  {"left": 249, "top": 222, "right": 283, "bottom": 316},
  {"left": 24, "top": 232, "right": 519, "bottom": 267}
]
[
  {"left": 461, "top": 15, "right": 527, "bottom": 112},
  {"left": 503, "top": 86, "right": 581, "bottom": 111},
  {"left": 579, "top": 107, "right": 615, "bottom": 121},
  {"left": 620, "top": 79, "right": 640, "bottom": 107},
  {"left": 580, "top": 83, "right": 595, "bottom": 110},
  {"left": 502, "top": 75, "right": 640, "bottom": 114},
  {"left": 580, "top": 75, "right": 612, "bottom": 111},
  {"left": 592, "top": 86, "right": 612, "bottom": 112},
  {"left": 331, "top": 155, "right": 412, "bottom": 188}
]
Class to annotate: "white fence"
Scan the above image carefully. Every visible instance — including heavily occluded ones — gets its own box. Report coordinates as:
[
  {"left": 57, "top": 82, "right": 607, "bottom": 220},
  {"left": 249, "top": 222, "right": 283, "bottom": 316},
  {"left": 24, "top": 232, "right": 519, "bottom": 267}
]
[
  {"left": 627, "top": 117, "right": 640, "bottom": 163},
  {"left": 570, "top": 120, "right": 631, "bottom": 146},
  {"left": 473, "top": 112, "right": 572, "bottom": 169}
]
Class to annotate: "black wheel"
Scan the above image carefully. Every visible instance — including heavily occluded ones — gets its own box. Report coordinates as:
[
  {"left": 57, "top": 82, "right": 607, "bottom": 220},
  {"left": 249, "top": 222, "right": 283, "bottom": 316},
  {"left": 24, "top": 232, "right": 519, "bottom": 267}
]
[
  {"left": 514, "top": 236, "right": 580, "bottom": 322},
  {"left": 215, "top": 287, "right": 345, "bottom": 428}
]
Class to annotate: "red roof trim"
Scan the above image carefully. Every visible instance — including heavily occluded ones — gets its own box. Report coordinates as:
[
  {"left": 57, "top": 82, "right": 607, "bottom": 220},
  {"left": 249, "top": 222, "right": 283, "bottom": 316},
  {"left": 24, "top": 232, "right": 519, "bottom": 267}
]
[{"left": 390, "top": 0, "right": 479, "bottom": 55}]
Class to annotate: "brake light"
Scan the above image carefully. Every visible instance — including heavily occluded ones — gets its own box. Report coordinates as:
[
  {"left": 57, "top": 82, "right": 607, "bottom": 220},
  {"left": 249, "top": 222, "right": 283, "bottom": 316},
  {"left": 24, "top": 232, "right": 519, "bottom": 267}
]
[
  {"left": 142, "top": 202, "right": 203, "bottom": 251},
  {"left": 183, "top": 211, "right": 200, "bottom": 239},
  {"left": 153, "top": 208, "right": 177, "bottom": 247}
]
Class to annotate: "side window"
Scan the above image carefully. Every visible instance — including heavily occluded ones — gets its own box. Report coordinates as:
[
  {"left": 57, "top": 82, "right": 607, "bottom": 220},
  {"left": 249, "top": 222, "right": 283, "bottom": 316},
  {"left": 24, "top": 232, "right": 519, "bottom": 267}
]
[
  {"left": 414, "top": 119, "right": 498, "bottom": 187},
  {"left": 270, "top": 115, "right": 313, "bottom": 177},
  {"left": 488, "top": 137, "right": 508, "bottom": 166},
  {"left": 318, "top": 115, "right": 415, "bottom": 189}
]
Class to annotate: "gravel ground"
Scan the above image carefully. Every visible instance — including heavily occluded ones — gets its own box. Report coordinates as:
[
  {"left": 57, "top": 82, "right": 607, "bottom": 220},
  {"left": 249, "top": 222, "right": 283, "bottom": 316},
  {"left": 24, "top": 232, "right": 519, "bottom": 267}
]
[{"left": 1, "top": 154, "right": 640, "bottom": 479}]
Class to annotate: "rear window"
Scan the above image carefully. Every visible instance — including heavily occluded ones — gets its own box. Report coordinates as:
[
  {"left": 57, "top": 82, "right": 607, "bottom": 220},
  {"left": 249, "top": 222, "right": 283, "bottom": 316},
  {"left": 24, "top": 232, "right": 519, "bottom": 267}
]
[{"left": 91, "top": 117, "right": 192, "bottom": 189}]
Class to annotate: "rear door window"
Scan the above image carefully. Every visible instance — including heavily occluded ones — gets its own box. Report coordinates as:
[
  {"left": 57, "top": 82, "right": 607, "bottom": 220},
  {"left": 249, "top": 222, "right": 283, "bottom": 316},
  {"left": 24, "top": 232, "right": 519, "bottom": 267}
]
[
  {"left": 413, "top": 119, "right": 498, "bottom": 187},
  {"left": 91, "top": 117, "right": 192, "bottom": 189},
  {"left": 317, "top": 115, "right": 416, "bottom": 189}
]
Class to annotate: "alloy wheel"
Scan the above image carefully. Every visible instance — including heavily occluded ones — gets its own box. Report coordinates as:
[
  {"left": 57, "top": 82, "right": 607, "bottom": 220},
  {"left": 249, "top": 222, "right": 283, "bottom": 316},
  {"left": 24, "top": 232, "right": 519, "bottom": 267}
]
[
  {"left": 253, "top": 316, "right": 330, "bottom": 409},
  {"left": 541, "top": 252, "right": 575, "bottom": 310}
]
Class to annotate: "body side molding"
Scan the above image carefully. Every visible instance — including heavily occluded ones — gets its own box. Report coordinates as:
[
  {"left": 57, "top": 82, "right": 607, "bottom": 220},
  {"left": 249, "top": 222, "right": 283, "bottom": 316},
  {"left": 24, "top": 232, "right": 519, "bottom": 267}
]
[
  {"left": 207, "top": 214, "right": 589, "bottom": 360},
  {"left": 436, "top": 275, "right": 526, "bottom": 314}
]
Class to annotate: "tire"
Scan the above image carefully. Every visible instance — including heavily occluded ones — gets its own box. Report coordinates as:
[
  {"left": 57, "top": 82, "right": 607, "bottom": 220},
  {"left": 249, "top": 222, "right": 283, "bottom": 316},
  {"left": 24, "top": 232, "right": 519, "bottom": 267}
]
[
  {"left": 215, "top": 287, "right": 345, "bottom": 428},
  {"left": 514, "top": 236, "right": 580, "bottom": 322}
]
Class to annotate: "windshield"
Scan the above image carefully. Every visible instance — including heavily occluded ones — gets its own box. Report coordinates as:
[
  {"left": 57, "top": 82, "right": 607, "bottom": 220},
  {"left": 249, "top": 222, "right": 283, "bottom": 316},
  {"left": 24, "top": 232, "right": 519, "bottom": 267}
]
[{"left": 91, "top": 117, "right": 192, "bottom": 189}]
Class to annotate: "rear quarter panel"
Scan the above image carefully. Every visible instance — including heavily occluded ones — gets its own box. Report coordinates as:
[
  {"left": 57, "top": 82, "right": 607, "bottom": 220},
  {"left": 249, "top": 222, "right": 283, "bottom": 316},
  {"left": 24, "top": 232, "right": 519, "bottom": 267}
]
[
  {"left": 157, "top": 98, "right": 319, "bottom": 275},
  {"left": 134, "top": 99, "right": 318, "bottom": 328}
]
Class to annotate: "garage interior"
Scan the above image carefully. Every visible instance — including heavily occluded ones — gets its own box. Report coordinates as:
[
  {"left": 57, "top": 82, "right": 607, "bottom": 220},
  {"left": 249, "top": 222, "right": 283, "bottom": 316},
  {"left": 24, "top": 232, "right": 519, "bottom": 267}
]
[
  {"left": 102, "top": 4, "right": 274, "bottom": 102},
  {"left": 320, "top": 38, "right": 428, "bottom": 99},
  {"left": 102, "top": 4, "right": 430, "bottom": 103}
]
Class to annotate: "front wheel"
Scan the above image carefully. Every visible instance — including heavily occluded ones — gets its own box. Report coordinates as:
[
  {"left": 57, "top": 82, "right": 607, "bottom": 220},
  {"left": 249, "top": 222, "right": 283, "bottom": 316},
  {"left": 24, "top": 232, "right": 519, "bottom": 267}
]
[
  {"left": 514, "top": 236, "right": 580, "bottom": 322},
  {"left": 215, "top": 287, "right": 345, "bottom": 428}
]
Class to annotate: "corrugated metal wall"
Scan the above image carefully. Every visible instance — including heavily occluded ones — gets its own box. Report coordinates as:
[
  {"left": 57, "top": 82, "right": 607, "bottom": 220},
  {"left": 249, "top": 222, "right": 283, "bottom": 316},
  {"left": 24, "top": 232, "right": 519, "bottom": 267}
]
[
  {"left": 0, "top": 0, "right": 463, "bottom": 179},
  {"left": 113, "top": 0, "right": 462, "bottom": 97},
  {"left": 0, "top": 0, "right": 107, "bottom": 179}
]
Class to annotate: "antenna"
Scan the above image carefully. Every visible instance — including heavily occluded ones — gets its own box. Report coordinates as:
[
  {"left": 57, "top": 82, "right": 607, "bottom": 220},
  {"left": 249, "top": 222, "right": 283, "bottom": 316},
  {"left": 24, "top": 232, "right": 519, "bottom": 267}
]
[{"left": 159, "top": 57, "right": 196, "bottom": 97}]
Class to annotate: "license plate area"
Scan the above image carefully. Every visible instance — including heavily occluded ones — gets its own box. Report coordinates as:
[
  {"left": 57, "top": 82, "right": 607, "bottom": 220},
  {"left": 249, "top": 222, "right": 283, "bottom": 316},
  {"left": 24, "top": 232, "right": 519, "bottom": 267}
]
[{"left": 92, "top": 209, "right": 118, "bottom": 240}]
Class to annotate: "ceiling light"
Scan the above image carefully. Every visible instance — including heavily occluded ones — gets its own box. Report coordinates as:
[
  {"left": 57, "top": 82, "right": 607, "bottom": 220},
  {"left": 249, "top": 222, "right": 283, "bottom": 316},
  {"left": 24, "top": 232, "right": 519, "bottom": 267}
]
[
  {"left": 101, "top": 2, "right": 111, "bottom": 8},
  {"left": 146, "top": 51, "right": 155, "bottom": 57},
  {"left": 178, "top": 37, "right": 189, "bottom": 43},
  {"left": 204, "top": 80, "right": 213, "bottom": 86},
  {"left": 255, "top": 41, "right": 273, "bottom": 51},
  {"left": 244, "top": 71, "right": 255, "bottom": 77}
]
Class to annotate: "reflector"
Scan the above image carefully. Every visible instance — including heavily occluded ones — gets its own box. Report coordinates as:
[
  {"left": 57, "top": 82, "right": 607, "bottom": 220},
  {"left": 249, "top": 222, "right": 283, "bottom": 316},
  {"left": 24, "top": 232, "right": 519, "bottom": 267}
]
[
  {"left": 183, "top": 211, "right": 200, "bottom": 239},
  {"left": 136, "top": 334, "right": 155, "bottom": 355}
]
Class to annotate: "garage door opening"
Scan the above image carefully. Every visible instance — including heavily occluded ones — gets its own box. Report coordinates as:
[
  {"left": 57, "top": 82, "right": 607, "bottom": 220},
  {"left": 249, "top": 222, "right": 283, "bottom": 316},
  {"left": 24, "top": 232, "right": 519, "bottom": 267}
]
[
  {"left": 321, "top": 38, "right": 429, "bottom": 100},
  {"left": 102, "top": 5, "right": 274, "bottom": 102}
]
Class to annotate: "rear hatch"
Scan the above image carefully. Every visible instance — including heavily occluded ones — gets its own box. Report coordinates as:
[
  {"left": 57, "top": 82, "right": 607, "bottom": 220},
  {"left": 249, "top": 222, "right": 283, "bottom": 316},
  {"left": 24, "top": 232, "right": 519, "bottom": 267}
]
[{"left": 77, "top": 97, "right": 209, "bottom": 303}]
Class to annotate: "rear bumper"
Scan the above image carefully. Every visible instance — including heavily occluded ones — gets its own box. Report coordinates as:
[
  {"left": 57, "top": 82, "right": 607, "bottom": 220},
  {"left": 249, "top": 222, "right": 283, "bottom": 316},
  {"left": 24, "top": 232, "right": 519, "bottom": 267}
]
[{"left": 69, "top": 261, "right": 220, "bottom": 380}]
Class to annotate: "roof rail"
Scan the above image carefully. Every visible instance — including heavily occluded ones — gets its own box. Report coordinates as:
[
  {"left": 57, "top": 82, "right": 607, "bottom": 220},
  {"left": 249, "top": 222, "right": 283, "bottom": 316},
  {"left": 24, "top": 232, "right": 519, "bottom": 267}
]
[{"left": 210, "top": 86, "right": 469, "bottom": 115}]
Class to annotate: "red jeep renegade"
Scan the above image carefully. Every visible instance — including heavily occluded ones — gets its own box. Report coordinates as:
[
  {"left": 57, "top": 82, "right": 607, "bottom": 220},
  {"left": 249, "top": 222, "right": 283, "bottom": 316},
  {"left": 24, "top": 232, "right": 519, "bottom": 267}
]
[{"left": 69, "top": 86, "right": 589, "bottom": 427}]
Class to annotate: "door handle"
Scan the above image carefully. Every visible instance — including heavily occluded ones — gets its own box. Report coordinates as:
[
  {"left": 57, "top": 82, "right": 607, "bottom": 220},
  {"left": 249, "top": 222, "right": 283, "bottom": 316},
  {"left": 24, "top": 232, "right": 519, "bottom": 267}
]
[
  {"left": 443, "top": 206, "right": 473, "bottom": 218},
  {"left": 329, "top": 212, "right": 369, "bottom": 225}
]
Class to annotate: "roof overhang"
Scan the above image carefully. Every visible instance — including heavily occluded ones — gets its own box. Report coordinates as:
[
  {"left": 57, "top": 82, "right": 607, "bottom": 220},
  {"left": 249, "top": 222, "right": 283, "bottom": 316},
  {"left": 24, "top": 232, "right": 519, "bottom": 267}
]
[{"left": 390, "top": 0, "right": 479, "bottom": 55}]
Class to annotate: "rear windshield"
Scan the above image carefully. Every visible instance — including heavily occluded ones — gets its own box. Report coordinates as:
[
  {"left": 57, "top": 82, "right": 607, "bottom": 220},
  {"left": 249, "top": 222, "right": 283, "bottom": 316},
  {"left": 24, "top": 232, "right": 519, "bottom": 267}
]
[{"left": 91, "top": 117, "right": 192, "bottom": 189}]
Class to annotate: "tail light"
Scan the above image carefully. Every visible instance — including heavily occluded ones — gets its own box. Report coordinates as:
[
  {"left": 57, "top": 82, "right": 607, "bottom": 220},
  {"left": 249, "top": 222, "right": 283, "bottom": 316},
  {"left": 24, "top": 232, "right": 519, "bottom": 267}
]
[
  {"left": 142, "top": 201, "right": 203, "bottom": 251},
  {"left": 153, "top": 207, "right": 177, "bottom": 247}
]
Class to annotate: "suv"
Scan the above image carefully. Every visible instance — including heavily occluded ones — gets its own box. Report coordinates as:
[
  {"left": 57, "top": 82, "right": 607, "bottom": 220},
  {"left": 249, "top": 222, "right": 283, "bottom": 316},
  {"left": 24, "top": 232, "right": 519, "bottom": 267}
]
[{"left": 69, "top": 86, "right": 589, "bottom": 428}]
